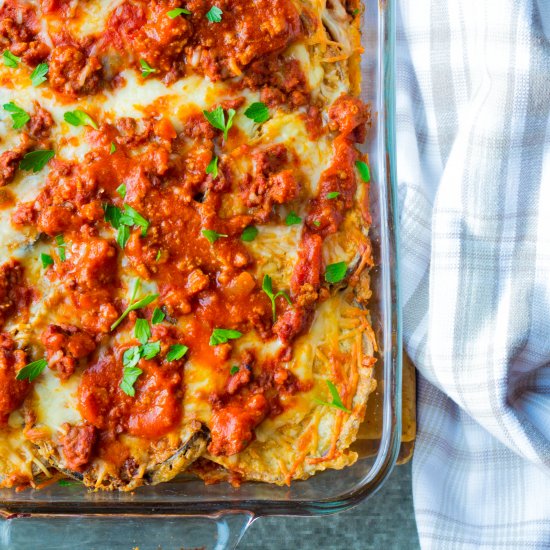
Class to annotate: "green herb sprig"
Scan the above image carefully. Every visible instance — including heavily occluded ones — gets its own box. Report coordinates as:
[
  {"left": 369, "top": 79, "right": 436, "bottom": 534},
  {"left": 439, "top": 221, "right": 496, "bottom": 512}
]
[{"left": 262, "top": 274, "right": 291, "bottom": 322}]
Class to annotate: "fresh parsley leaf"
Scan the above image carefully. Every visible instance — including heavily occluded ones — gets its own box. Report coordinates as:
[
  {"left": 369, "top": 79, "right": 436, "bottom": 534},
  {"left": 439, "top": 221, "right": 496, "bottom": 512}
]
[
  {"left": 244, "top": 102, "right": 270, "bottom": 124},
  {"left": 140, "top": 59, "right": 157, "bottom": 78},
  {"left": 120, "top": 365, "right": 143, "bottom": 397},
  {"left": 19, "top": 150, "right": 54, "bottom": 172},
  {"left": 41, "top": 253, "right": 54, "bottom": 269},
  {"left": 141, "top": 341, "right": 161, "bottom": 359},
  {"left": 202, "top": 229, "right": 227, "bottom": 244},
  {"left": 117, "top": 224, "right": 130, "bottom": 249},
  {"left": 120, "top": 204, "right": 149, "bottom": 236},
  {"left": 202, "top": 106, "right": 235, "bottom": 140},
  {"left": 16, "top": 359, "right": 47, "bottom": 382},
  {"left": 326, "top": 191, "right": 340, "bottom": 199},
  {"left": 241, "top": 226, "right": 258, "bottom": 242},
  {"left": 3, "top": 102, "right": 30, "bottom": 129},
  {"left": 111, "top": 287, "right": 159, "bottom": 331},
  {"left": 134, "top": 318, "right": 151, "bottom": 345},
  {"left": 262, "top": 274, "right": 292, "bottom": 322},
  {"left": 206, "top": 155, "right": 218, "bottom": 179},
  {"left": 167, "top": 7, "right": 191, "bottom": 18},
  {"left": 55, "top": 234, "right": 66, "bottom": 262},
  {"left": 151, "top": 307, "right": 165, "bottom": 324},
  {"left": 2, "top": 50, "right": 20, "bottom": 68},
  {"left": 110, "top": 142, "right": 116, "bottom": 154},
  {"left": 30, "top": 63, "right": 49, "bottom": 87},
  {"left": 325, "top": 261, "right": 347, "bottom": 284},
  {"left": 116, "top": 183, "right": 126, "bottom": 199},
  {"left": 314, "top": 380, "right": 351, "bottom": 413},
  {"left": 130, "top": 277, "right": 142, "bottom": 302},
  {"left": 209, "top": 328, "right": 242, "bottom": 346},
  {"left": 166, "top": 344, "right": 188, "bottom": 361},
  {"left": 103, "top": 203, "right": 122, "bottom": 228},
  {"left": 356, "top": 160, "right": 371, "bottom": 183},
  {"left": 205, "top": 6, "right": 223, "bottom": 22},
  {"left": 312, "top": 220, "right": 321, "bottom": 227},
  {"left": 123, "top": 346, "right": 142, "bottom": 369},
  {"left": 64, "top": 110, "right": 98, "bottom": 130},
  {"left": 230, "top": 365, "right": 239, "bottom": 375},
  {"left": 285, "top": 211, "right": 302, "bottom": 226}
]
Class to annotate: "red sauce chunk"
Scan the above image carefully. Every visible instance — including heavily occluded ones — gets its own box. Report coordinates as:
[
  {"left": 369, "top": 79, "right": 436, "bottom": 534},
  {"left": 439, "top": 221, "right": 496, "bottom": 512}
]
[
  {"left": 78, "top": 347, "right": 183, "bottom": 440},
  {"left": 0, "top": 334, "right": 29, "bottom": 425}
]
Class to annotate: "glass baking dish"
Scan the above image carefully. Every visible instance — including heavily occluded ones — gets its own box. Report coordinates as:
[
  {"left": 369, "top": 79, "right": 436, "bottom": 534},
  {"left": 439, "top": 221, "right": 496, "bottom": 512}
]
[{"left": 0, "top": 0, "right": 401, "bottom": 547}]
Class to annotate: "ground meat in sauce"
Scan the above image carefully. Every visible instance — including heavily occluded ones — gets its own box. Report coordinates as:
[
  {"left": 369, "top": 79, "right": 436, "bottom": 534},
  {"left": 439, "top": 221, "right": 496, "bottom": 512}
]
[
  {"left": 0, "top": 333, "right": 29, "bottom": 425},
  {"left": 27, "top": 102, "right": 55, "bottom": 140},
  {"left": 78, "top": 348, "right": 184, "bottom": 440},
  {"left": 208, "top": 393, "right": 268, "bottom": 456},
  {"left": 59, "top": 423, "right": 97, "bottom": 471},
  {"left": 0, "top": 0, "right": 50, "bottom": 65},
  {"left": 0, "top": 259, "right": 30, "bottom": 329},
  {"left": 48, "top": 44, "right": 103, "bottom": 97},
  {"left": 184, "top": 0, "right": 302, "bottom": 80},
  {"left": 41, "top": 324, "right": 97, "bottom": 380},
  {"left": 0, "top": 135, "right": 32, "bottom": 188}
]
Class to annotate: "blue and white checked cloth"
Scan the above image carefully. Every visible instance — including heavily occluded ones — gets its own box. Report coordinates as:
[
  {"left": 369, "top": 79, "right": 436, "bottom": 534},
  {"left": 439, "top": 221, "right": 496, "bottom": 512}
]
[{"left": 397, "top": 1, "right": 550, "bottom": 547}]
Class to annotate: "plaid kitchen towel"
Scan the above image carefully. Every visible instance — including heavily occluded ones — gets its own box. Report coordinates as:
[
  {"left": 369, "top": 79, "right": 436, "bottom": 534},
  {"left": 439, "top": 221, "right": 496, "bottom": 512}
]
[{"left": 396, "top": 0, "right": 550, "bottom": 548}]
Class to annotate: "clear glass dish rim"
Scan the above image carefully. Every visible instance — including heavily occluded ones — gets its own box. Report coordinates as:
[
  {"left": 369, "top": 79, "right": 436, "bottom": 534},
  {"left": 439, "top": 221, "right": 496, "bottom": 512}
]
[{"left": 0, "top": 0, "right": 401, "bottom": 520}]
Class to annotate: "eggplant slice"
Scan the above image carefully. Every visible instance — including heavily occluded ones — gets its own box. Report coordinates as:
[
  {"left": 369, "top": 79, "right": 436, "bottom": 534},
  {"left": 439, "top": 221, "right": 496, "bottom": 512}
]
[{"left": 34, "top": 421, "right": 210, "bottom": 491}]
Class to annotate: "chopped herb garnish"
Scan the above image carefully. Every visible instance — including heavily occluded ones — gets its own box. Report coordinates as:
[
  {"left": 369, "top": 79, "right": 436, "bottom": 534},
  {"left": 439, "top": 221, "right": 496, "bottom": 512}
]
[
  {"left": 64, "top": 110, "right": 98, "bottom": 130},
  {"left": 314, "top": 380, "right": 351, "bottom": 413},
  {"left": 326, "top": 191, "right": 340, "bottom": 199},
  {"left": 123, "top": 346, "right": 142, "bottom": 369},
  {"left": 262, "top": 274, "right": 292, "bottom": 322},
  {"left": 2, "top": 50, "right": 20, "bottom": 68},
  {"left": 244, "top": 102, "right": 270, "bottom": 124},
  {"left": 116, "top": 183, "right": 126, "bottom": 199},
  {"left": 140, "top": 59, "right": 157, "bottom": 78},
  {"left": 120, "top": 365, "right": 143, "bottom": 397},
  {"left": 241, "top": 226, "right": 258, "bottom": 242},
  {"left": 30, "top": 63, "right": 49, "bottom": 87},
  {"left": 134, "top": 318, "right": 151, "bottom": 345},
  {"left": 325, "top": 261, "right": 347, "bottom": 284},
  {"left": 151, "top": 307, "right": 165, "bottom": 325},
  {"left": 3, "top": 102, "right": 30, "bottom": 129},
  {"left": 103, "top": 204, "right": 122, "bottom": 228},
  {"left": 312, "top": 220, "right": 321, "bottom": 227},
  {"left": 209, "top": 328, "right": 242, "bottom": 346},
  {"left": 205, "top": 6, "right": 223, "bottom": 22},
  {"left": 120, "top": 204, "right": 149, "bottom": 236},
  {"left": 206, "top": 155, "right": 218, "bottom": 178},
  {"left": 110, "top": 142, "right": 116, "bottom": 154},
  {"left": 117, "top": 224, "right": 130, "bottom": 249},
  {"left": 16, "top": 359, "right": 47, "bottom": 382},
  {"left": 41, "top": 253, "right": 54, "bottom": 269},
  {"left": 141, "top": 341, "right": 161, "bottom": 359},
  {"left": 202, "top": 106, "right": 235, "bottom": 140},
  {"left": 155, "top": 249, "right": 162, "bottom": 262},
  {"left": 167, "top": 7, "right": 191, "bottom": 18},
  {"left": 285, "top": 211, "right": 302, "bottom": 226},
  {"left": 19, "top": 150, "right": 54, "bottom": 172},
  {"left": 55, "top": 234, "right": 66, "bottom": 262},
  {"left": 230, "top": 365, "right": 239, "bottom": 375},
  {"left": 166, "top": 344, "right": 188, "bottom": 361},
  {"left": 356, "top": 160, "right": 371, "bottom": 183},
  {"left": 202, "top": 229, "right": 227, "bottom": 244},
  {"left": 111, "top": 282, "right": 159, "bottom": 331}
]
